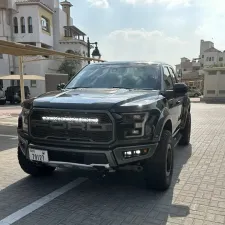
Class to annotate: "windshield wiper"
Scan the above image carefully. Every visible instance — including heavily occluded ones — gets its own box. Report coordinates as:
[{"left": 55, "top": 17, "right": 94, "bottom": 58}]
[
  {"left": 112, "top": 87, "right": 154, "bottom": 90},
  {"left": 112, "top": 87, "right": 132, "bottom": 89}
]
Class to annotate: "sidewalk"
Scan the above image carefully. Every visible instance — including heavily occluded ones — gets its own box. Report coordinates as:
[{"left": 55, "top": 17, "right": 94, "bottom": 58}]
[
  {"left": 0, "top": 106, "right": 21, "bottom": 126},
  {"left": 0, "top": 115, "right": 18, "bottom": 126},
  {"left": 0, "top": 106, "right": 21, "bottom": 117}
]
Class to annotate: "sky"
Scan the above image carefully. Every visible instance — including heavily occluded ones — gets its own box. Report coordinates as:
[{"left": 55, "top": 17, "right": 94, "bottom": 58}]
[{"left": 70, "top": 0, "right": 225, "bottom": 67}]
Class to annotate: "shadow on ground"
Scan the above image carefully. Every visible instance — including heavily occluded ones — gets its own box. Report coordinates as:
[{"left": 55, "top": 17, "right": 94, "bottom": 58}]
[
  {"left": 0, "top": 145, "right": 192, "bottom": 225},
  {"left": 0, "top": 125, "right": 18, "bottom": 151},
  {"left": 79, "top": 144, "right": 192, "bottom": 225}
]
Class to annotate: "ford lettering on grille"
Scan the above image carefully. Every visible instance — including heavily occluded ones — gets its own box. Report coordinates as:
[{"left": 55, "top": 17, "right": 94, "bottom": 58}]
[{"left": 30, "top": 109, "right": 114, "bottom": 143}]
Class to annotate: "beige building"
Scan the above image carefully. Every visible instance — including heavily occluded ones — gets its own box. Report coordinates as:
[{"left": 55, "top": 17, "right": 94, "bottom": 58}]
[
  {"left": 175, "top": 57, "right": 203, "bottom": 90},
  {"left": 176, "top": 39, "right": 225, "bottom": 101},
  {"left": 181, "top": 71, "right": 203, "bottom": 91},
  {"left": 202, "top": 67, "right": 225, "bottom": 101},
  {"left": 0, "top": 0, "right": 89, "bottom": 97}
]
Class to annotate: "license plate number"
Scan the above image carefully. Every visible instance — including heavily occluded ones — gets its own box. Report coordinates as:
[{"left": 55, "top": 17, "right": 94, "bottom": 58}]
[{"left": 29, "top": 149, "right": 49, "bottom": 162}]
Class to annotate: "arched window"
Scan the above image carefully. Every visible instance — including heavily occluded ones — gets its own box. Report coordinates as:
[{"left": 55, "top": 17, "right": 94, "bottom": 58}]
[
  {"left": 13, "top": 17, "right": 18, "bottom": 33},
  {"left": 28, "top": 17, "right": 33, "bottom": 33},
  {"left": 20, "top": 17, "right": 25, "bottom": 33},
  {"left": 41, "top": 16, "right": 50, "bottom": 32}
]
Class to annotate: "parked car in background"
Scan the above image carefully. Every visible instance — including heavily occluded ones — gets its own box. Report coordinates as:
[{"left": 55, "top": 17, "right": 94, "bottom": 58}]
[
  {"left": 188, "top": 86, "right": 201, "bottom": 97},
  {"left": 0, "top": 87, "right": 6, "bottom": 105},
  {"left": 5, "top": 86, "right": 30, "bottom": 104}
]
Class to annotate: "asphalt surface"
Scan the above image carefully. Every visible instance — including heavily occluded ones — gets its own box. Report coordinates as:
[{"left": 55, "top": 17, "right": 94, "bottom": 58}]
[
  {"left": 0, "top": 125, "right": 18, "bottom": 151},
  {"left": 0, "top": 103, "right": 225, "bottom": 225}
]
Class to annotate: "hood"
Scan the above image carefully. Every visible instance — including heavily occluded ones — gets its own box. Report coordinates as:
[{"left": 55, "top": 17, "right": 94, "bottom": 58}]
[{"left": 31, "top": 88, "right": 161, "bottom": 110}]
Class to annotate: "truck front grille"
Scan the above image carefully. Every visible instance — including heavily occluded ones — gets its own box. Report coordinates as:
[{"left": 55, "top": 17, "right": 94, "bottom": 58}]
[{"left": 29, "top": 109, "right": 114, "bottom": 143}]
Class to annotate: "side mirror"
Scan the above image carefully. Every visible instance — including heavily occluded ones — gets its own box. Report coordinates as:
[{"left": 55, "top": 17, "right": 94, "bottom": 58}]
[{"left": 174, "top": 83, "right": 188, "bottom": 94}]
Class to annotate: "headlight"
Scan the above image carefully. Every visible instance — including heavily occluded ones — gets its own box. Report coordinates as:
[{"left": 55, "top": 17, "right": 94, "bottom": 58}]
[
  {"left": 120, "top": 112, "right": 148, "bottom": 138},
  {"left": 21, "top": 108, "right": 30, "bottom": 132}
]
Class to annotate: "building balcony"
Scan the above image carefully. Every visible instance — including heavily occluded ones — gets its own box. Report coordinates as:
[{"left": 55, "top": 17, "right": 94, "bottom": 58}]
[
  {"left": 63, "top": 26, "right": 86, "bottom": 40},
  {"left": 59, "top": 25, "right": 88, "bottom": 48}
]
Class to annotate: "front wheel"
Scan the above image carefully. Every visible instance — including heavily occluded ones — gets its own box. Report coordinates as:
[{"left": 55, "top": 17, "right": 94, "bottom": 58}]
[
  {"left": 179, "top": 112, "right": 191, "bottom": 146},
  {"left": 18, "top": 147, "right": 56, "bottom": 176},
  {"left": 143, "top": 130, "right": 174, "bottom": 191}
]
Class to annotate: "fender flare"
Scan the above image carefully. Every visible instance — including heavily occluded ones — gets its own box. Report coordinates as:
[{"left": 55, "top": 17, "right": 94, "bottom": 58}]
[
  {"left": 152, "top": 108, "right": 173, "bottom": 142},
  {"left": 180, "top": 98, "right": 191, "bottom": 129}
]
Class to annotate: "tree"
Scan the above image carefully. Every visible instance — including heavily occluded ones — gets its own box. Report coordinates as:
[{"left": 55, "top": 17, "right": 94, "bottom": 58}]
[{"left": 58, "top": 50, "right": 82, "bottom": 80}]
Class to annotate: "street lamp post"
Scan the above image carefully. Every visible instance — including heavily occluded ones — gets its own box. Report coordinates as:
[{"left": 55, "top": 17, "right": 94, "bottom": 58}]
[{"left": 87, "top": 37, "right": 101, "bottom": 64}]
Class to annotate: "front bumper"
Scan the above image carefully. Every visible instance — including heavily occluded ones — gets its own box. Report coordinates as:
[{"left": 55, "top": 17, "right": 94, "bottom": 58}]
[{"left": 18, "top": 133, "right": 158, "bottom": 171}]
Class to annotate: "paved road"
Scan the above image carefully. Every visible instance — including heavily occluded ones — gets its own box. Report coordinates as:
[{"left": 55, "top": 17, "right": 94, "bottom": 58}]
[
  {"left": 0, "top": 103, "right": 225, "bottom": 225},
  {"left": 0, "top": 125, "right": 17, "bottom": 151},
  {"left": 0, "top": 105, "right": 21, "bottom": 117}
]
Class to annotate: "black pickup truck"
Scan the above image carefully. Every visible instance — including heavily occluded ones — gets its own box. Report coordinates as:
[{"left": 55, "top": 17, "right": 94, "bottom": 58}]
[{"left": 17, "top": 61, "right": 191, "bottom": 191}]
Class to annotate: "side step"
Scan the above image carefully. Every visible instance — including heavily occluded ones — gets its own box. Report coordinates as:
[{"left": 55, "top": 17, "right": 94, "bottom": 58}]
[{"left": 173, "top": 131, "right": 182, "bottom": 147}]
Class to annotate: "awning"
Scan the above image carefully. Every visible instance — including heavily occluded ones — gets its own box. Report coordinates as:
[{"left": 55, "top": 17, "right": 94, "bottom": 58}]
[
  {"left": 0, "top": 39, "right": 104, "bottom": 62},
  {"left": 0, "top": 75, "right": 45, "bottom": 80},
  {"left": 0, "top": 39, "right": 105, "bottom": 102}
]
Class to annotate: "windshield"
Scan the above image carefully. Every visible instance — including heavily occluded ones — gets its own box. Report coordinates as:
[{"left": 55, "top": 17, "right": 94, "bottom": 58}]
[{"left": 65, "top": 63, "right": 161, "bottom": 90}]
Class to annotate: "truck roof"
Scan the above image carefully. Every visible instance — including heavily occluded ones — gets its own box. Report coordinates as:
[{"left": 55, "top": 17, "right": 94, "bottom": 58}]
[{"left": 95, "top": 61, "right": 171, "bottom": 67}]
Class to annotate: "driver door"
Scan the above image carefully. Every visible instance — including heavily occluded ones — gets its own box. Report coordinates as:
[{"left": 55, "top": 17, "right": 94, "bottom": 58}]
[
  {"left": 168, "top": 66, "right": 183, "bottom": 129},
  {"left": 163, "top": 66, "right": 177, "bottom": 134}
]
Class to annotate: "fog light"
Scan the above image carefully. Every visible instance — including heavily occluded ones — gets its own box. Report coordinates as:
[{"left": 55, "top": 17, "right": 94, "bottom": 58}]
[
  {"left": 135, "top": 150, "right": 141, "bottom": 154},
  {"left": 127, "top": 151, "right": 132, "bottom": 155},
  {"left": 123, "top": 151, "right": 132, "bottom": 158},
  {"left": 123, "top": 148, "right": 149, "bottom": 159}
]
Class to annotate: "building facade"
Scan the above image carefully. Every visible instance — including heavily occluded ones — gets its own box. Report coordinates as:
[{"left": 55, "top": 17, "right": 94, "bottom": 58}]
[
  {"left": 174, "top": 40, "right": 222, "bottom": 91},
  {"left": 176, "top": 39, "right": 225, "bottom": 100},
  {"left": 201, "top": 68, "right": 225, "bottom": 101},
  {"left": 175, "top": 57, "right": 203, "bottom": 91},
  {"left": 0, "top": 0, "right": 89, "bottom": 97}
]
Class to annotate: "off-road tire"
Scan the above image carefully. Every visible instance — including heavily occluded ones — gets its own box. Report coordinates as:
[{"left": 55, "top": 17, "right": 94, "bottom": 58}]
[
  {"left": 143, "top": 130, "right": 174, "bottom": 191},
  {"left": 179, "top": 112, "right": 191, "bottom": 146},
  {"left": 18, "top": 147, "right": 56, "bottom": 176}
]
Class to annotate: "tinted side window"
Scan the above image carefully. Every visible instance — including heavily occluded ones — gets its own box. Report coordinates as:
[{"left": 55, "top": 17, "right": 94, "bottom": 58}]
[
  {"left": 163, "top": 66, "right": 173, "bottom": 90},
  {"left": 168, "top": 67, "right": 177, "bottom": 84}
]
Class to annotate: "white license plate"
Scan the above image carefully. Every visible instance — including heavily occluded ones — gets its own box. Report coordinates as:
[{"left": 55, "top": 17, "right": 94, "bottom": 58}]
[{"left": 29, "top": 148, "right": 49, "bottom": 162}]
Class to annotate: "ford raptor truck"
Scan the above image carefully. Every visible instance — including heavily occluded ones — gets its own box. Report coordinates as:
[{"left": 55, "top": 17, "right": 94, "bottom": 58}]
[{"left": 17, "top": 61, "right": 191, "bottom": 191}]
